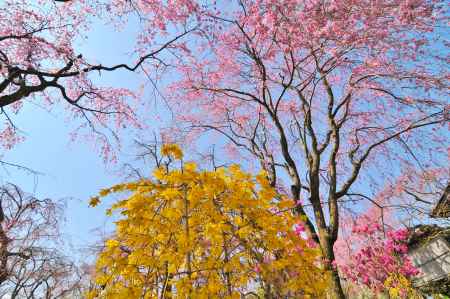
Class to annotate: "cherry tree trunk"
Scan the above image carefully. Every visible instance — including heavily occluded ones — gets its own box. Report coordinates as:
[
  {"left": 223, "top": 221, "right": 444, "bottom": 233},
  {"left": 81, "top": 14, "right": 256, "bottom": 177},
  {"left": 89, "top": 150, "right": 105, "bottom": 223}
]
[
  {"left": 328, "top": 266, "right": 346, "bottom": 299},
  {"left": 319, "top": 231, "right": 346, "bottom": 299}
]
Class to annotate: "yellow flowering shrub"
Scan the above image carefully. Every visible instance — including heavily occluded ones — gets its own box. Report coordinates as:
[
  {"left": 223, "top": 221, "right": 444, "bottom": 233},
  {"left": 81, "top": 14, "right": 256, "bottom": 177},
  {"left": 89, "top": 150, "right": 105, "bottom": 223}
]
[
  {"left": 384, "top": 273, "right": 422, "bottom": 299},
  {"left": 87, "top": 144, "right": 329, "bottom": 299}
]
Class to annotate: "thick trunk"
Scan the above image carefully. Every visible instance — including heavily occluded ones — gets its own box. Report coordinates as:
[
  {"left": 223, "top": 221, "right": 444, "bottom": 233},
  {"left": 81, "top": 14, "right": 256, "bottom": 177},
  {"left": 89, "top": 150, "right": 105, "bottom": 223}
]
[
  {"left": 318, "top": 230, "right": 346, "bottom": 299},
  {"left": 328, "top": 266, "right": 346, "bottom": 299}
]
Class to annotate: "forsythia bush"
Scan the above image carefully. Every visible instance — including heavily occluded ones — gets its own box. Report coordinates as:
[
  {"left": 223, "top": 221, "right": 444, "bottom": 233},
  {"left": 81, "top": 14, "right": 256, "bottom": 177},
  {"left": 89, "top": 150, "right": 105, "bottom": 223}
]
[{"left": 87, "top": 144, "right": 329, "bottom": 298}]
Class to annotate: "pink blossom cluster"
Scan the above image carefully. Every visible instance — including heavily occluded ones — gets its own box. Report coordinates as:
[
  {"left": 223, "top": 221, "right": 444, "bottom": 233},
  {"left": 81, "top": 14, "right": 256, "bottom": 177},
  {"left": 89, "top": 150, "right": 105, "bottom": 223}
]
[
  {"left": 293, "top": 222, "right": 317, "bottom": 248},
  {"left": 294, "top": 222, "right": 306, "bottom": 236},
  {"left": 340, "top": 226, "right": 419, "bottom": 292}
]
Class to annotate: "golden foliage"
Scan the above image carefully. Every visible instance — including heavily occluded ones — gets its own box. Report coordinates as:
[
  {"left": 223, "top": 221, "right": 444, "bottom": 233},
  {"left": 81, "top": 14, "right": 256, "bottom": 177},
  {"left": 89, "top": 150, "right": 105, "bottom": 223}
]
[{"left": 87, "top": 144, "right": 329, "bottom": 298}]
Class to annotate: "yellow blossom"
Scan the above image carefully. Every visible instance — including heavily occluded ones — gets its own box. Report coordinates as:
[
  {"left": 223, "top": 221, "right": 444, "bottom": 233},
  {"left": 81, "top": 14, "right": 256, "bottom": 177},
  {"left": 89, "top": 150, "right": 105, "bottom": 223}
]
[{"left": 105, "top": 239, "right": 120, "bottom": 248}]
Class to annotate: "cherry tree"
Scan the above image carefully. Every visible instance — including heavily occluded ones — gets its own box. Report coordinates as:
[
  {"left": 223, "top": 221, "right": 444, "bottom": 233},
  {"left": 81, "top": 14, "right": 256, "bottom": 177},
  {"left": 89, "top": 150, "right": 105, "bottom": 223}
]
[
  {"left": 148, "top": 0, "right": 449, "bottom": 297},
  {"left": 0, "top": 0, "right": 196, "bottom": 160},
  {"left": 0, "top": 183, "right": 85, "bottom": 298},
  {"left": 3, "top": 250, "right": 86, "bottom": 299}
]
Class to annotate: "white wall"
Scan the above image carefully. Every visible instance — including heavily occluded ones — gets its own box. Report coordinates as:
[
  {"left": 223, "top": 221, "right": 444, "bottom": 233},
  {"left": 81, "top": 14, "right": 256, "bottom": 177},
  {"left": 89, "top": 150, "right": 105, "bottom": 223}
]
[{"left": 409, "top": 237, "right": 450, "bottom": 287}]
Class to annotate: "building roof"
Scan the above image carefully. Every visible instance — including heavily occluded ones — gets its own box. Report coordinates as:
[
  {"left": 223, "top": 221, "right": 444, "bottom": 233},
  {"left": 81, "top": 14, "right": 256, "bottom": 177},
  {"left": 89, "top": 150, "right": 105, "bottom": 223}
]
[
  {"left": 431, "top": 184, "right": 450, "bottom": 218},
  {"left": 408, "top": 224, "right": 450, "bottom": 250}
]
